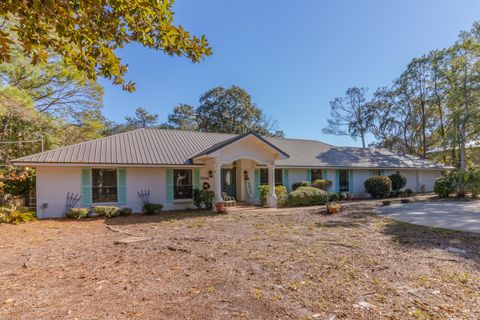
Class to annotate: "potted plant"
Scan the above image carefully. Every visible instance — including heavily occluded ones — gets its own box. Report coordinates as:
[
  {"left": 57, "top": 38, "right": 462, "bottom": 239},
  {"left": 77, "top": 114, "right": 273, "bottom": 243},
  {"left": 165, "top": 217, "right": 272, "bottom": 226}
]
[
  {"left": 215, "top": 202, "right": 225, "bottom": 213},
  {"left": 326, "top": 202, "right": 341, "bottom": 214}
]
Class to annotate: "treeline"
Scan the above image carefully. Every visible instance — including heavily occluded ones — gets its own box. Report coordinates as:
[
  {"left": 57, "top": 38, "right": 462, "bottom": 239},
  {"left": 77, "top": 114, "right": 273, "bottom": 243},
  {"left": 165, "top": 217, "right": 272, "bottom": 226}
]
[
  {"left": 0, "top": 48, "right": 282, "bottom": 164},
  {"left": 324, "top": 22, "right": 480, "bottom": 168}
]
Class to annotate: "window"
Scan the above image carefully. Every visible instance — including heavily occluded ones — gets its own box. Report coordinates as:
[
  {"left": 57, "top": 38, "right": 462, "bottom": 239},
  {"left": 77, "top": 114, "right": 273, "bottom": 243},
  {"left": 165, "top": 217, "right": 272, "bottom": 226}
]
[
  {"left": 275, "top": 169, "right": 283, "bottom": 186},
  {"left": 92, "top": 169, "right": 117, "bottom": 203},
  {"left": 260, "top": 168, "right": 268, "bottom": 185},
  {"left": 174, "top": 169, "right": 193, "bottom": 199},
  {"left": 339, "top": 170, "right": 350, "bottom": 192},
  {"left": 259, "top": 168, "right": 283, "bottom": 186},
  {"left": 311, "top": 169, "right": 323, "bottom": 182},
  {"left": 371, "top": 169, "right": 382, "bottom": 176}
]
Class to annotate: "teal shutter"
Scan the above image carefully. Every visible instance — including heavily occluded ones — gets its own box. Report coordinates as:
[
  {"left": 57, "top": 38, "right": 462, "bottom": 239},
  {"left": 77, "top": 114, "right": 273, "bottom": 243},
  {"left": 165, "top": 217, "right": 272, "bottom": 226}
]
[
  {"left": 117, "top": 168, "right": 127, "bottom": 205},
  {"left": 81, "top": 168, "right": 92, "bottom": 207},
  {"left": 306, "top": 169, "right": 312, "bottom": 183},
  {"left": 283, "top": 169, "right": 290, "bottom": 192},
  {"left": 254, "top": 169, "right": 260, "bottom": 202},
  {"left": 193, "top": 168, "right": 200, "bottom": 190},
  {"left": 348, "top": 170, "right": 354, "bottom": 193},
  {"left": 335, "top": 170, "right": 340, "bottom": 192},
  {"left": 322, "top": 169, "right": 328, "bottom": 180},
  {"left": 166, "top": 168, "right": 173, "bottom": 203}
]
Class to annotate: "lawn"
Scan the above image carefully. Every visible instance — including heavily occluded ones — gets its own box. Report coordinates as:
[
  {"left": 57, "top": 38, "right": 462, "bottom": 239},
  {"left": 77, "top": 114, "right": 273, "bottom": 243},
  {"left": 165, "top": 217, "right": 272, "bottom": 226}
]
[{"left": 1, "top": 203, "right": 479, "bottom": 319}]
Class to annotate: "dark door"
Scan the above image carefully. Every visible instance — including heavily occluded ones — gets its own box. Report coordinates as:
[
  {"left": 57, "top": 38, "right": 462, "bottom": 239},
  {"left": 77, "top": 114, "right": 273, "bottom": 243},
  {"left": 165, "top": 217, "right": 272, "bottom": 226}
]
[{"left": 221, "top": 168, "right": 237, "bottom": 198}]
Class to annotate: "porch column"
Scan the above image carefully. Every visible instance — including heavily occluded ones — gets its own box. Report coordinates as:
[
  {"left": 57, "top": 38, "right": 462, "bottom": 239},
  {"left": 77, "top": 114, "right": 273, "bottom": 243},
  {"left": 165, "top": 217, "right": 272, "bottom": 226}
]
[
  {"left": 213, "top": 163, "right": 223, "bottom": 210},
  {"left": 266, "top": 163, "right": 277, "bottom": 208}
]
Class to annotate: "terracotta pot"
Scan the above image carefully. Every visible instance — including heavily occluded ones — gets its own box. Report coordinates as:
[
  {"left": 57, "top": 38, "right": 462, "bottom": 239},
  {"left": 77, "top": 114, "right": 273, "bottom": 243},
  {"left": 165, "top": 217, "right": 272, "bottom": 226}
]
[
  {"left": 215, "top": 202, "right": 225, "bottom": 213},
  {"left": 327, "top": 206, "right": 340, "bottom": 214}
]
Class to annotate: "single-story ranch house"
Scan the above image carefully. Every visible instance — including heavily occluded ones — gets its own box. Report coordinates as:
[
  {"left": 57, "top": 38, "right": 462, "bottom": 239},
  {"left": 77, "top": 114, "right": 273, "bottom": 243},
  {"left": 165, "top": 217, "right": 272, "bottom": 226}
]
[{"left": 13, "top": 128, "right": 448, "bottom": 218}]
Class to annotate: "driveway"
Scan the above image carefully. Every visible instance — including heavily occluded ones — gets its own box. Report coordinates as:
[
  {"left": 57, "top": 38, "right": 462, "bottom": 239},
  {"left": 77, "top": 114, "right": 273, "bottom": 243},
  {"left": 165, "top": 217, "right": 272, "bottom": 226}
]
[{"left": 376, "top": 200, "right": 480, "bottom": 233}]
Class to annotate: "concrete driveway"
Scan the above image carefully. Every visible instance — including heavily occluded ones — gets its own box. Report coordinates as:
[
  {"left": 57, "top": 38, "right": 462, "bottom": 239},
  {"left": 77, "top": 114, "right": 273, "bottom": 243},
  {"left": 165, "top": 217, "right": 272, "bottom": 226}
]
[{"left": 376, "top": 201, "right": 480, "bottom": 233}]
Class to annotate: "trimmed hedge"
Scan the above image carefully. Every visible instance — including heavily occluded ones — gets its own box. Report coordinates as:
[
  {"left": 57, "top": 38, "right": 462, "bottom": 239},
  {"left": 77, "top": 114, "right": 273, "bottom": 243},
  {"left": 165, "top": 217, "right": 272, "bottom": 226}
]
[
  {"left": 142, "top": 203, "right": 163, "bottom": 215},
  {"left": 434, "top": 176, "right": 455, "bottom": 197},
  {"left": 364, "top": 176, "right": 392, "bottom": 199},
  {"left": 291, "top": 181, "right": 309, "bottom": 191},
  {"left": 66, "top": 208, "right": 89, "bottom": 220},
  {"left": 328, "top": 192, "right": 340, "bottom": 202},
  {"left": 311, "top": 179, "right": 332, "bottom": 191},
  {"left": 287, "top": 187, "right": 328, "bottom": 207},
  {"left": 93, "top": 206, "right": 132, "bottom": 218},
  {"left": 389, "top": 172, "right": 407, "bottom": 191}
]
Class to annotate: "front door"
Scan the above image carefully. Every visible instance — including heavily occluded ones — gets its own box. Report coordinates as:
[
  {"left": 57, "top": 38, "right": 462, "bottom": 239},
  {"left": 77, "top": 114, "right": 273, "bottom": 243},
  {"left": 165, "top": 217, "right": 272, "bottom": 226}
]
[{"left": 221, "top": 168, "right": 237, "bottom": 198}]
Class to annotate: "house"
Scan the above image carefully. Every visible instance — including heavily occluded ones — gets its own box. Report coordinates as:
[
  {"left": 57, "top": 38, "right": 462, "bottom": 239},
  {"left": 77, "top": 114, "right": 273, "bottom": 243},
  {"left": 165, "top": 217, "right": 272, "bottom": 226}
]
[
  {"left": 12, "top": 128, "right": 449, "bottom": 218},
  {"left": 426, "top": 140, "right": 480, "bottom": 167}
]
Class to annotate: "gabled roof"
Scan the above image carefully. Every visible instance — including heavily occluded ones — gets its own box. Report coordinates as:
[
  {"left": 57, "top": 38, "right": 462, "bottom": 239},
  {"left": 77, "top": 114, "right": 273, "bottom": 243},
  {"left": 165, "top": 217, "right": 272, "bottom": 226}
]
[
  {"left": 12, "top": 128, "right": 450, "bottom": 169},
  {"left": 191, "top": 132, "right": 289, "bottom": 159}
]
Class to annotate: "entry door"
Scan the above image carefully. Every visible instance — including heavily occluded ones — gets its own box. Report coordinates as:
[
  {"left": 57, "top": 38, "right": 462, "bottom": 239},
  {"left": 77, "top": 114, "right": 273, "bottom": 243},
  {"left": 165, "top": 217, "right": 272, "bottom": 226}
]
[{"left": 221, "top": 168, "right": 237, "bottom": 198}]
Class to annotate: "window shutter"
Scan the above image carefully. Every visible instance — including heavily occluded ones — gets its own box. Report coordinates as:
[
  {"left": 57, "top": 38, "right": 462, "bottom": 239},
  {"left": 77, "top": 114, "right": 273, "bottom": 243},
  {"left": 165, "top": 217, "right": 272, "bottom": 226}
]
[
  {"left": 117, "top": 168, "right": 127, "bottom": 205},
  {"left": 254, "top": 169, "right": 260, "bottom": 203},
  {"left": 193, "top": 168, "right": 200, "bottom": 190},
  {"left": 81, "top": 168, "right": 92, "bottom": 207},
  {"left": 349, "top": 170, "right": 354, "bottom": 193},
  {"left": 306, "top": 169, "right": 312, "bottom": 183},
  {"left": 283, "top": 169, "right": 289, "bottom": 192},
  {"left": 335, "top": 170, "right": 340, "bottom": 192},
  {"left": 166, "top": 168, "right": 173, "bottom": 203}
]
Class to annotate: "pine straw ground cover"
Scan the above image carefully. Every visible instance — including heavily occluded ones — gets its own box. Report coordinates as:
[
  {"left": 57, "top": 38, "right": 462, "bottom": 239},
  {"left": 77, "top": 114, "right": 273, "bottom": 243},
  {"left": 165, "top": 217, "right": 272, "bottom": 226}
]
[{"left": 0, "top": 203, "right": 479, "bottom": 319}]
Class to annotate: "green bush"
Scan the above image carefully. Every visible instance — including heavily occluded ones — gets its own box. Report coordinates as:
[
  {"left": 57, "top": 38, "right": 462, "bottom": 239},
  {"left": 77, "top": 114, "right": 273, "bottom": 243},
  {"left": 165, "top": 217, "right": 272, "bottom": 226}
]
[
  {"left": 327, "top": 192, "right": 340, "bottom": 202},
  {"left": 434, "top": 175, "right": 455, "bottom": 197},
  {"left": 287, "top": 187, "right": 328, "bottom": 207},
  {"left": 66, "top": 208, "right": 90, "bottom": 220},
  {"left": 0, "top": 206, "right": 36, "bottom": 224},
  {"left": 193, "top": 189, "right": 215, "bottom": 209},
  {"left": 468, "top": 168, "right": 480, "bottom": 197},
  {"left": 193, "top": 188, "right": 202, "bottom": 208},
  {"left": 258, "top": 185, "right": 287, "bottom": 207},
  {"left": 389, "top": 171, "right": 407, "bottom": 191},
  {"left": 404, "top": 188, "right": 413, "bottom": 197},
  {"left": 291, "top": 181, "right": 309, "bottom": 191},
  {"left": 142, "top": 203, "right": 163, "bottom": 215},
  {"left": 93, "top": 206, "right": 129, "bottom": 218},
  {"left": 364, "top": 176, "right": 392, "bottom": 199},
  {"left": 311, "top": 179, "right": 332, "bottom": 191}
]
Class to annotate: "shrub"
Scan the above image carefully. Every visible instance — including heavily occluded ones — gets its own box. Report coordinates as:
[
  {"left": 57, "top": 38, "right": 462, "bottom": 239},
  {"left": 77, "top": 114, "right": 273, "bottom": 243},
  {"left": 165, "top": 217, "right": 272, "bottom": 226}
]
[
  {"left": 311, "top": 179, "right": 333, "bottom": 191},
  {"left": 66, "top": 208, "right": 90, "bottom": 220},
  {"left": 291, "top": 181, "right": 309, "bottom": 191},
  {"left": 142, "top": 203, "right": 163, "bottom": 215},
  {"left": 193, "top": 189, "right": 214, "bottom": 209},
  {"left": 404, "top": 188, "right": 413, "bottom": 197},
  {"left": 118, "top": 208, "right": 133, "bottom": 216},
  {"left": 338, "top": 192, "right": 347, "bottom": 201},
  {"left": 364, "top": 176, "right": 392, "bottom": 199},
  {"left": 0, "top": 206, "right": 36, "bottom": 224},
  {"left": 389, "top": 171, "right": 407, "bottom": 191},
  {"left": 93, "top": 206, "right": 125, "bottom": 218},
  {"left": 328, "top": 192, "right": 340, "bottom": 202},
  {"left": 468, "top": 168, "right": 480, "bottom": 197},
  {"left": 287, "top": 187, "right": 328, "bottom": 207},
  {"left": 434, "top": 175, "right": 455, "bottom": 197},
  {"left": 258, "top": 185, "right": 287, "bottom": 207}
]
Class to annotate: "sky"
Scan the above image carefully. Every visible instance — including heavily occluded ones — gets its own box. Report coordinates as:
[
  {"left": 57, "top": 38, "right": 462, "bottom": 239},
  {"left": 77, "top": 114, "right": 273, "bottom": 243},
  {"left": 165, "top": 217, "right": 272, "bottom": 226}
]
[{"left": 99, "top": 0, "right": 480, "bottom": 147}]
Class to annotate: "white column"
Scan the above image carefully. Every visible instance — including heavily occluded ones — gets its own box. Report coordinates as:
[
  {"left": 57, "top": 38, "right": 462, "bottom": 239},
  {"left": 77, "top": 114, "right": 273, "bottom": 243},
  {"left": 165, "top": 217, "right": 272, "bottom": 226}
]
[
  {"left": 213, "top": 163, "right": 223, "bottom": 208},
  {"left": 266, "top": 163, "right": 277, "bottom": 208}
]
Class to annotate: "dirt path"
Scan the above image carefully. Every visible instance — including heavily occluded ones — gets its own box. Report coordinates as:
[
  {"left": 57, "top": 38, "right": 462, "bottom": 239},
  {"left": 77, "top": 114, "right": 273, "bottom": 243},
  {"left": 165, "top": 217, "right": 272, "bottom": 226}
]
[{"left": 1, "top": 203, "right": 479, "bottom": 319}]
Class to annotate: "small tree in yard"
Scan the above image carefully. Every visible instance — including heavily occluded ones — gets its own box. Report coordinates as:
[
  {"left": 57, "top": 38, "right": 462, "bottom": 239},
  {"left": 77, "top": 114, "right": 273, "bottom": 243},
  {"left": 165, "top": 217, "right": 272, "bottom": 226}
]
[
  {"left": 0, "top": 166, "right": 35, "bottom": 201},
  {"left": 389, "top": 171, "right": 407, "bottom": 191},
  {"left": 364, "top": 176, "right": 392, "bottom": 199}
]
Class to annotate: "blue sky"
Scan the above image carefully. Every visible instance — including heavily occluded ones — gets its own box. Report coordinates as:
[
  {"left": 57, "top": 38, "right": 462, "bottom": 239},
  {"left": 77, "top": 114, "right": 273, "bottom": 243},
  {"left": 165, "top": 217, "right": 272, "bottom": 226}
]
[{"left": 99, "top": 0, "right": 480, "bottom": 146}]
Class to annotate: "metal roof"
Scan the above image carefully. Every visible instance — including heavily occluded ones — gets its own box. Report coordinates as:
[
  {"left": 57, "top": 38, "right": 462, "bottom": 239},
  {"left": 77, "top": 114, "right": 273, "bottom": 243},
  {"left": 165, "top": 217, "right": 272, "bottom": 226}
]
[{"left": 12, "top": 128, "right": 449, "bottom": 169}]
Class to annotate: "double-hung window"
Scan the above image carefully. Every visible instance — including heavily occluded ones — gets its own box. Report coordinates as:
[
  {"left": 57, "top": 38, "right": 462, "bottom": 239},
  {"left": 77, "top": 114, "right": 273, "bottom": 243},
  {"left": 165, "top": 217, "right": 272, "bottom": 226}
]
[
  {"left": 259, "top": 168, "right": 283, "bottom": 186},
  {"left": 311, "top": 169, "right": 323, "bottom": 182},
  {"left": 173, "top": 169, "right": 193, "bottom": 199},
  {"left": 339, "top": 169, "right": 350, "bottom": 192},
  {"left": 92, "top": 169, "right": 118, "bottom": 203}
]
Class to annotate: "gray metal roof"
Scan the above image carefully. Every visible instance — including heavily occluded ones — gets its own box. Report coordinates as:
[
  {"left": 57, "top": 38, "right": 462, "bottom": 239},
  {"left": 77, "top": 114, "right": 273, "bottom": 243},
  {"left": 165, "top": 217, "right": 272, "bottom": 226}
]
[{"left": 13, "top": 128, "right": 449, "bottom": 169}]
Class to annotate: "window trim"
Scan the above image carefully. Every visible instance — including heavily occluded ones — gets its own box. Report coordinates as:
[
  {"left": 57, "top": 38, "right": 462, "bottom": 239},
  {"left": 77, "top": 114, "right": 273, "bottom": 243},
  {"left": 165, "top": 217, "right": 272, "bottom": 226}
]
[
  {"left": 91, "top": 168, "right": 118, "bottom": 204},
  {"left": 173, "top": 168, "right": 193, "bottom": 200}
]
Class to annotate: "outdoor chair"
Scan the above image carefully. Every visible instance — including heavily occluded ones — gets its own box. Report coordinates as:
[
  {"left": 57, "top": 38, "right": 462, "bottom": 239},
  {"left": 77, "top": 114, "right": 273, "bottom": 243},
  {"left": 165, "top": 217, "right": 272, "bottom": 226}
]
[{"left": 221, "top": 192, "right": 236, "bottom": 207}]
